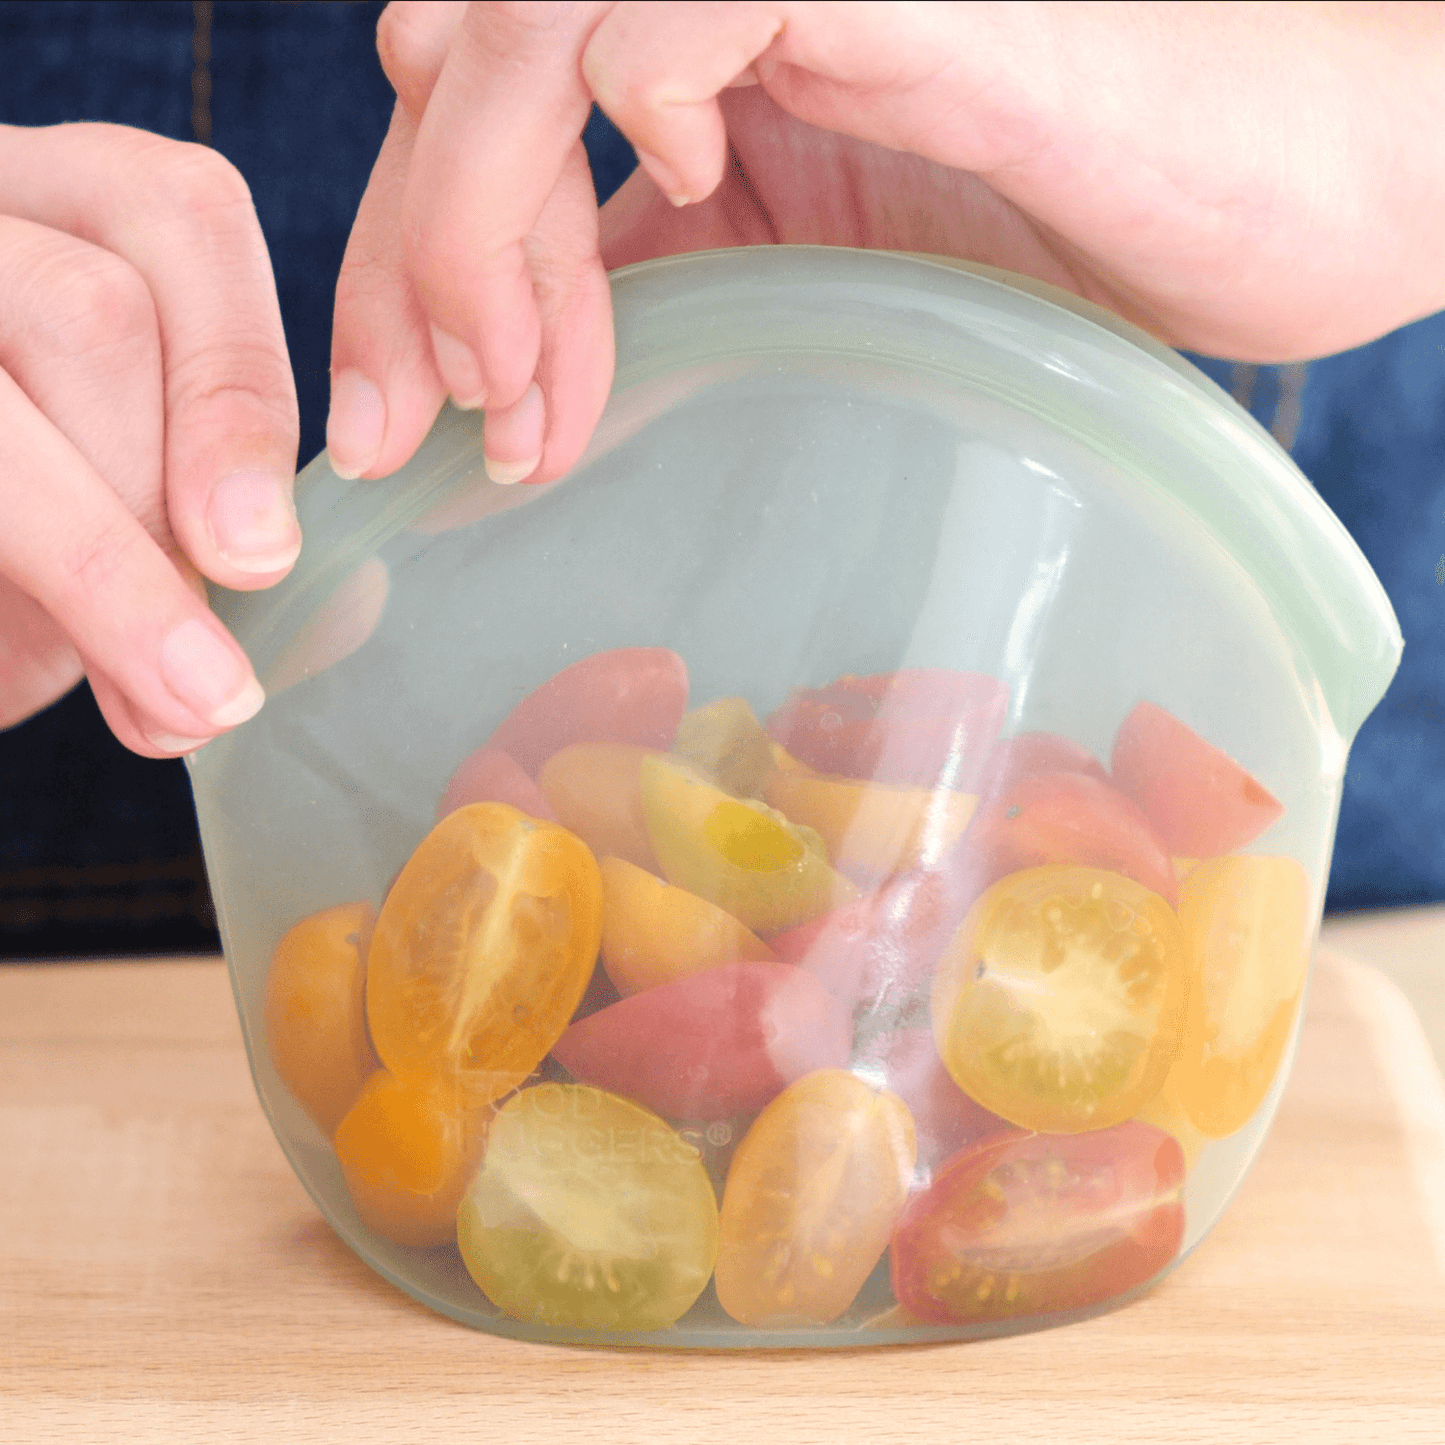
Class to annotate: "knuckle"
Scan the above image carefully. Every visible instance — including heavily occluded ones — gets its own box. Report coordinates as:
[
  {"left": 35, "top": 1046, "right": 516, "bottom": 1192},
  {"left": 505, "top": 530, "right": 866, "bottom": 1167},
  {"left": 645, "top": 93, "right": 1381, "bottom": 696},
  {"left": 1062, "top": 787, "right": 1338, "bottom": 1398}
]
[
  {"left": 133, "top": 142, "right": 257, "bottom": 227},
  {"left": 60, "top": 515, "right": 145, "bottom": 605},
  {"left": 376, "top": 1, "right": 440, "bottom": 84},
  {"left": 33, "top": 250, "right": 156, "bottom": 359},
  {"left": 167, "top": 338, "right": 300, "bottom": 435}
]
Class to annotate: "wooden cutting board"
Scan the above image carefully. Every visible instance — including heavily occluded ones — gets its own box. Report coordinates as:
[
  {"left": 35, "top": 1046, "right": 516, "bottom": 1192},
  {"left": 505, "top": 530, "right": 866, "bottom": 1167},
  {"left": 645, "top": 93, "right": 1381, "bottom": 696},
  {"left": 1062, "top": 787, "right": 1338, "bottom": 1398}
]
[{"left": 2, "top": 947, "right": 1443, "bottom": 1444}]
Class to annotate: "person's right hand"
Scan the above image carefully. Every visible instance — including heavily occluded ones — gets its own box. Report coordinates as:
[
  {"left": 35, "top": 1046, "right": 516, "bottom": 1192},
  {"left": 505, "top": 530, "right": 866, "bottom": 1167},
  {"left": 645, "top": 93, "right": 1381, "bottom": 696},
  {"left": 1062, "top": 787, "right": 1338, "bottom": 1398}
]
[
  {"left": 0, "top": 123, "right": 300, "bottom": 754},
  {"left": 327, "top": 1, "right": 1445, "bottom": 495}
]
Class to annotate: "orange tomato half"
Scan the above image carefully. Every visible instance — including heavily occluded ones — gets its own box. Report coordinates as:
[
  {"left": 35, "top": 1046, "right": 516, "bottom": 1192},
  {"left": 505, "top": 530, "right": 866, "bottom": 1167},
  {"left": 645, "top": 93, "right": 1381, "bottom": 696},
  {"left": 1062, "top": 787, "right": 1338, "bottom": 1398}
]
[
  {"left": 1173, "top": 855, "right": 1312, "bottom": 1137},
  {"left": 366, "top": 803, "right": 602, "bottom": 1100},
  {"left": 334, "top": 1069, "right": 491, "bottom": 1247},
  {"left": 715, "top": 1069, "right": 917, "bottom": 1327},
  {"left": 264, "top": 901, "right": 379, "bottom": 1136}
]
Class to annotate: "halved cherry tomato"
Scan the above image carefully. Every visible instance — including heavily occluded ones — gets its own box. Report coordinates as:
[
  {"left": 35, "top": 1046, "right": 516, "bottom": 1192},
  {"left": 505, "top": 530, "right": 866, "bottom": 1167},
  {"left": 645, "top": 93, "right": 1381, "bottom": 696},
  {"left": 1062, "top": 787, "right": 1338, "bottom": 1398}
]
[
  {"left": 264, "top": 900, "right": 379, "bottom": 1136},
  {"left": 333, "top": 1069, "right": 491, "bottom": 1247},
  {"left": 435, "top": 745, "right": 556, "bottom": 824},
  {"left": 366, "top": 803, "right": 602, "bottom": 1100},
  {"left": 974, "top": 731, "right": 1109, "bottom": 796},
  {"left": 952, "top": 770, "right": 1178, "bottom": 910},
  {"left": 932, "top": 866, "right": 1190, "bottom": 1133},
  {"left": 487, "top": 647, "right": 688, "bottom": 777},
  {"left": 890, "top": 1122, "right": 1185, "bottom": 1324},
  {"left": 715, "top": 1070, "right": 916, "bottom": 1326},
  {"left": 1133, "top": 1057, "right": 1209, "bottom": 1170},
  {"left": 457, "top": 1083, "right": 719, "bottom": 1330},
  {"left": 770, "top": 869, "right": 962, "bottom": 1013},
  {"left": 639, "top": 754, "right": 854, "bottom": 935},
  {"left": 537, "top": 743, "right": 660, "bottom": 873},
  {"left": 853, "top": 1029, "right": 1009, "bottom": 1169},
  {"left": 551, "top": 961, "right": 853, "bottom": 1119},
  {"left": 1173, "top": 855, "right": 1312, "bottom": 1137},
  {"left": 765, "top": 669, "right": 1007, "bottom": 790},
  {"left": 761, "top": 769, "right": 977, "bottom": 889},
  {"left": 598, "top": 856, "right": 774, "bottom": 996},
  {"left": 1111, "top": 700, "right": 1283, "bottom": 857},
  {"left": 670, "top": 696, "right": 775, "bottom": 798}
]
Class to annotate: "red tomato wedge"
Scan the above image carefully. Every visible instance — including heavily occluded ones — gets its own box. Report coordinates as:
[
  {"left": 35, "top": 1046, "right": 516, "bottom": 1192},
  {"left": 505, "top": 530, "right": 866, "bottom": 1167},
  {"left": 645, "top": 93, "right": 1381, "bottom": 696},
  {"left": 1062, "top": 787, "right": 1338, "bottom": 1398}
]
[
  {"left": 974, "top": 731, "right": 1109, "bottom": 796},
  {"left": 951, "top": 770, "right": 1179, "bottom": 910},
  {"left": 765, "top": 669, "right": 1007, "bottom": 790},
  {"left": 1110, "top": 700, "right": 1283, "bottom": 857},
  {"left": 770, "top": 869, "right": 963, "bottom": 1012},
  {"left": 435, "top": 745, "right": 557, "bottom": 824},
  {"left": 854, "top": 1028, "right": 1009, "bottom": 1168},
  {"left": 890, "top": 1122, "right": 1186, "bottom": 1324},
  {"left": 487, "top": 647, "right": 689, "bottom": 776},
  {"left": 551, "top": 961, "right": 852, "bottom": 1119}
]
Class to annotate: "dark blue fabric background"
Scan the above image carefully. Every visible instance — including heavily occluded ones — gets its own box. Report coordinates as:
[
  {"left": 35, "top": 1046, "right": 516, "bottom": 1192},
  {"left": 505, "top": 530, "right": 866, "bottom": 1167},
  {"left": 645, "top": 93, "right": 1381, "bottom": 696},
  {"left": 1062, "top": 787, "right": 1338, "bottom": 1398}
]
[{"left": 0, "top": 1, "right": 1440, "bottom": 956}]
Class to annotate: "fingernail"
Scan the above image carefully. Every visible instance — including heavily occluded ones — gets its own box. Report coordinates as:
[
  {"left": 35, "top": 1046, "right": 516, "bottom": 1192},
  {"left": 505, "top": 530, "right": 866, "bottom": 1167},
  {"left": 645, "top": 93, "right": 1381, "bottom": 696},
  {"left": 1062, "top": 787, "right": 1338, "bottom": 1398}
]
[
  {"left": 208, "top": 469, "right": 302, "bottom": 573},
  {"left": 147, "top": 732, "right": 212, "bottom": 755},
  {"left": 484, "top": 454, "right": 542, "bottom": 485},
  {"left": 484, "top": 382, "right": 544, "bottom": 485},
  {"left": 159, "top": 617, "right": 266, "bottom": 729},
  {"left": 636, "top": 150, "right": 691, "bottom": 207},
  {"left": 327, "top": 369, "right": 386, "bottom": 480},
  {"left": 429, "top": 325, "right": 487, "bottom": 409}
]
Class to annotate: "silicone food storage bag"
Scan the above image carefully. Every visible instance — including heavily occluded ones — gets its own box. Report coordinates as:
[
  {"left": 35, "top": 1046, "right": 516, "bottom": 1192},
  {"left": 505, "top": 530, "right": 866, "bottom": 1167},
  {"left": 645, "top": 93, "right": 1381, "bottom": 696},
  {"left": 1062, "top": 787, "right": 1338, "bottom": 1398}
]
[{"left": 190, "top": 247, "right": 1402, "bottom": 1348}]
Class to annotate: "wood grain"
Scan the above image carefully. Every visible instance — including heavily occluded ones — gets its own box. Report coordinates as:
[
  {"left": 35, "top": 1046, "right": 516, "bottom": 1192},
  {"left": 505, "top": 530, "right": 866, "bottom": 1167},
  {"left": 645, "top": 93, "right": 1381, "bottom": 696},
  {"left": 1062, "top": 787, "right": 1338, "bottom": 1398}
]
[{"left": 2, "top": 948, "right": 1444, "bottom": 1445}]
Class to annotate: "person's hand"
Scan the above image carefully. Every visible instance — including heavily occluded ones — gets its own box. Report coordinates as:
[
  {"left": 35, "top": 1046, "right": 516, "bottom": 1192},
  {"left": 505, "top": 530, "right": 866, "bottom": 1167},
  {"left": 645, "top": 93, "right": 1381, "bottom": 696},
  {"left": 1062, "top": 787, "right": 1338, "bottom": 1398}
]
[
  {"left": 328, "top": 0, "right": 1445, "bottom": 491},
  {"left": 0, "top": 123, "right": 300, "bottom": 753}
]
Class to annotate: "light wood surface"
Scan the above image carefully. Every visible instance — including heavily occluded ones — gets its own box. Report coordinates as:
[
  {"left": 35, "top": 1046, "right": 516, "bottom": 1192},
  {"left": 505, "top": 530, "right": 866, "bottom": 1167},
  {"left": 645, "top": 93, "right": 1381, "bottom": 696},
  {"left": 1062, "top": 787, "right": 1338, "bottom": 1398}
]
[{"left": 3, "top": 940, "right": 1444, "bottom": 1444}]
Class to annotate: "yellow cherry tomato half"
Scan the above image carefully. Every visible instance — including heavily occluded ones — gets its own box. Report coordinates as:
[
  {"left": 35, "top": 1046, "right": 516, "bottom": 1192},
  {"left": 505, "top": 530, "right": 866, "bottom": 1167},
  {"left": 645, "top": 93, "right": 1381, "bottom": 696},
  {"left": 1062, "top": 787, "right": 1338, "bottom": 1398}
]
[
  {"left": 762, "top": 769, "right": 977, "bottom": 889},
  {"left": 932, "top": 866, "right": 1190, "bottom": 1134},
  {"left": 715, "top": 1069, "right": 917, "bottom": 1327},
  {"left": 264, "top": 900, "right": 379, "bottom": 1136},
  {"left": 639, "top": 754, "right": 855, "bottom": 935},
  {"left": 1173, "top": 854, "right": 1312, "bottom": 1138},
  {"left": 457, "top": 1083, "right": 719, "bottom": 1331},
  {"left": 366, "top": 803, "right": 602, "bottom": 1100},
  {"left": 598, "top": 856, "right": 774, "bottom": 996}
]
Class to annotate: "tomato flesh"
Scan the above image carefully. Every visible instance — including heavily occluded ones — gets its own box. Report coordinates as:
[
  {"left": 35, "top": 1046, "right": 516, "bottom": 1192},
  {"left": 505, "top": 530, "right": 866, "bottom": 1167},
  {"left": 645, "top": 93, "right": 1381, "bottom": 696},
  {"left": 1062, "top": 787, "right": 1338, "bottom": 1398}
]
[
  {"left": 769, "top": 868, "right": 963, "bottom": 1013},
  {"left": 890, "top": 1122, "right": 1185, "bottom": 1324},
  {"left": 264, "top": 900, "right": 379, "bottom": 1136},
  {"left": 457, "top": 1083, "right": 719, "bottom": 1330},
  {"left": 598, "top": 856, "right": 774, "bottom": 997},
  {"left": 931, "top": 866, "right": 1189, "bottom": 1134},
  {"left": 639, "top": 754, "right": 852, "bottom": 935},
  {"left": 366, "top": 803, "right": 602, "bottom": 1100},
  {"left": 552, "top": 961, "right": 853, "bottom": 1119},
  {"left": 435, "top": 745, "right": 556, "bottom": 825},
  {"left": 716, "top": 1070, "right": 917, "bottom": 1326},
  {"left": 1174, "top": 854, "right": 1312, "bottom": 1137},
  {"left": 1111, "top": 700, "right": 1283, "bottom": 857},
  {"left": 487, "top": 647, "right": 689, "bottom": 777},
  {"left": 952, "top": 771, "right": 1179, "bottom": 910},
  {"left": 765, "top": 669, "right": 1007, "bottom": 789}
]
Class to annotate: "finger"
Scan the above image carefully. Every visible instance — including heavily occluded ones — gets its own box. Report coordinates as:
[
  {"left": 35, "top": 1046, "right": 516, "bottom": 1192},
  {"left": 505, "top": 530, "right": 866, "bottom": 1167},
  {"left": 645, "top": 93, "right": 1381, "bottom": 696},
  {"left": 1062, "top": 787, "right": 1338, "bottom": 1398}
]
[
  {"left": 375, "top": 0, "right": 466, "bottom": 121},
  {"left": 0, "top": 575, "right": 83, "bottom": 730},
  {"left": 0, "top": 366, "right": 264, "bottom": 749},
  {"left": 0, "top": 123, "right": 301, "bottom": 591},
  {"left": 488, "top": 141, "right": 613, "bottom": 486},
  {"left": 328, "top": 104, "right": 447, "bottom": 481},
  {"left": 87, "top": 670, "right": 211, "bottom": 759},
  {"left": 0, "top": 214, "right": 168, "bottom": 549},
  {"left": 400, "top": 2, "right": 609, "bottom": 412},
  {"left": 582, "top": 0, "right": 787, "bottom": 205}
]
